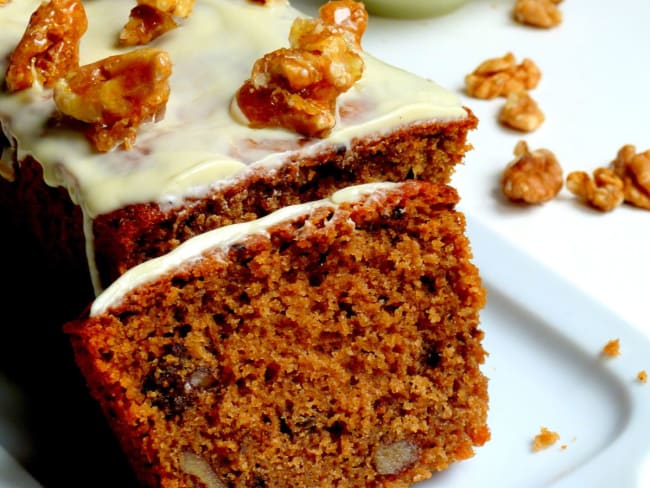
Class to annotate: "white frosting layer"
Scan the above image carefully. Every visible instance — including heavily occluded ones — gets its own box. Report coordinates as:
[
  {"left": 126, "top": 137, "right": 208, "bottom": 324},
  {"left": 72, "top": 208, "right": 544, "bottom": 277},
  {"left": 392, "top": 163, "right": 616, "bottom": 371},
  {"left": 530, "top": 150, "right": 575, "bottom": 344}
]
[
  {"left": 0, "top": 0, "right": 466, "bottom": 218},
  {"left": 90, "top": 181, "right": 397, "bottom": 316}
]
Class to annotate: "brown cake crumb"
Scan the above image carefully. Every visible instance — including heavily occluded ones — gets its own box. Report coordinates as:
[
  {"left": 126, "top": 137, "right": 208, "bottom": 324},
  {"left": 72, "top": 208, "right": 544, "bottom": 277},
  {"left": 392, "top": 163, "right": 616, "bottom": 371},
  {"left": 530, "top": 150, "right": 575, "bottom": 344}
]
[
  {"left": 532, "top": 427, "right": 560, "bottom": 452},
  {"left": 601, "top": 338, "right": 621, "bottom": 358},
  {"left": 638, "top": 370, "right": 648, "bottom": 384}
]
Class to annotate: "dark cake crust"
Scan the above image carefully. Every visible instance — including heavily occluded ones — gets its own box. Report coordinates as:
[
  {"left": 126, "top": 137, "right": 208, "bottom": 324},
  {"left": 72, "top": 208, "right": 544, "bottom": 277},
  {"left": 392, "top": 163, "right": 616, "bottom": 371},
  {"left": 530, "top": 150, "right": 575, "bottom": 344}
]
[{"left": 66, "top": 181, "right": 489, "bottom": 488}]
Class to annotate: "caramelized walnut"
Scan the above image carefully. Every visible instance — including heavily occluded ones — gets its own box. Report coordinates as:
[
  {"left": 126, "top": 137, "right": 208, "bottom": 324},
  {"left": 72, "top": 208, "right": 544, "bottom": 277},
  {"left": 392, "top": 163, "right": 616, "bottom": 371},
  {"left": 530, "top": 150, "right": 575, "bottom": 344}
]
[
  {"left": 501, "top": 140, "right": 562, "bottom": 204},
  {"left": 235, "top": 0, "right": 367, "bottom": 138},
  {"left": 514, "top": 0, "right": 563, "bottom": 29},
  {"left": 499, "top": 90, "right": 545, "bottom": 132},
  {"left": 53, "top": 48, "right": 172, "bottom": 152},
  {"left": 119, "top": 0, "right": 195, "bottom": 46},
  {"left": 4, "top": 0, "right": 87, "bottom": 92},
  {"left": 119, "top": 4, "right": 179, "bottom": 46},
  {"left": 465, "top": 52, "right": 541, "bottom": 99},
  {"left": 610, "top": 144, "right": 650, "bottom": 210}
]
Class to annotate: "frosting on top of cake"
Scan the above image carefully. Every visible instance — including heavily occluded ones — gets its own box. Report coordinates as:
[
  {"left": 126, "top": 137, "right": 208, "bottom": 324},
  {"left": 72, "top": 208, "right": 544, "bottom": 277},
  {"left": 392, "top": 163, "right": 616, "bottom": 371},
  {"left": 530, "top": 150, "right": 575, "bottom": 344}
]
[
  {"left": 0, "top": 0, "right": 466, "bottom": 218},
  {"left": 90, "top": 181, "right": 398, "bottom": 315}
]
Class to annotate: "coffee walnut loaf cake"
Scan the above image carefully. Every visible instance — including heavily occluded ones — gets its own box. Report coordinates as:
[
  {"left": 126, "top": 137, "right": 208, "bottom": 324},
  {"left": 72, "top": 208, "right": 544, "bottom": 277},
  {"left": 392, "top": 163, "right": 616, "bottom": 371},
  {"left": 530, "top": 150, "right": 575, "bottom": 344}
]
[
  {"left": 66, "top": 181, "right": 489, "bottom": 488},
  {"left": 0, "top": 0, "right": 477, "bottom": 301}
]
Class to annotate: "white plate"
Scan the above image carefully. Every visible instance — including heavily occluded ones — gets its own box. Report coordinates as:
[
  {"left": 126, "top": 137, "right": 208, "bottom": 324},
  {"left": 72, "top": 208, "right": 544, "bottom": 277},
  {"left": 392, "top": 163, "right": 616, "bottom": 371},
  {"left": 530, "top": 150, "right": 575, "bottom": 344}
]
[{"left": 4, "top": 0, "right": 650, "bottom": 486}]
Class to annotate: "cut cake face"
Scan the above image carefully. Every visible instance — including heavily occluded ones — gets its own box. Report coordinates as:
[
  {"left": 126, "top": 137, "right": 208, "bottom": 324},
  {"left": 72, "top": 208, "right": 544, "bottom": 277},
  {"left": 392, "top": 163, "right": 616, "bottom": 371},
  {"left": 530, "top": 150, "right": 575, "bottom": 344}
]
[{"left": 66, "top": 181, "right": 489, "bottom": 488}]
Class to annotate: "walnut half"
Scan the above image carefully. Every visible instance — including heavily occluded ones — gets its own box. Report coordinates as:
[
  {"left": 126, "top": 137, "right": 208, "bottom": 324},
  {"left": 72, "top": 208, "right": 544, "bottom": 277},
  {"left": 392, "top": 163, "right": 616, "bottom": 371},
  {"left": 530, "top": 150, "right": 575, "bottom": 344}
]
[
  {"left": 610, "top": 144, "right": 650, "bottom": 210},
  {"left": 4, "top": 0, "right": 88, "bottom": 92},
  {"left": 514, "top": 0, "right": 563, "bottom": 29},
  {"left": 499, "top": 90, "right": 545, "bottom": 132},
  {"left": 566, "top": 168, "right": 624, "bottom": 212},
  {"left": 235, "top": 0, "right": 368, "bottom": 138},
  {"left": 501, "top": 140, "right": 563, "bottom": 204},
  {"left": 465, "top": 52, "right": 541, "bottom": 99},
  {"left": 53, "top": 48, "right": 173, "bottom": 152}
]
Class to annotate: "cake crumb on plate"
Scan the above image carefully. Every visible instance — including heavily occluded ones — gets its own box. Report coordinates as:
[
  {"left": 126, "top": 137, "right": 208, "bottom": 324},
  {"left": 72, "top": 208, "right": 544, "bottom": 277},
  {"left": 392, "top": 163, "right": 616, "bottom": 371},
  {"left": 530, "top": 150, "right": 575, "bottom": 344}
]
[
  {"left": 532, "top": 426, "right": 560, "bottom": 452},
  {"left": 601, "top": 338, "right": 621, "bottom": 358}
]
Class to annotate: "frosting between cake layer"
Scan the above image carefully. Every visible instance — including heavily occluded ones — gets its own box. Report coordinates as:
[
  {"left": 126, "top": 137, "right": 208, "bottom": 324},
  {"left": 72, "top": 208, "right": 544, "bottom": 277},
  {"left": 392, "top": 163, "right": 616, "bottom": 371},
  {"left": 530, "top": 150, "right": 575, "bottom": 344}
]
[
  {"left": 90, "top": 181, "right": 398, "bottom": 316},
  {"left": 0, "top": 0, "right": 466, "bottom": 218}
]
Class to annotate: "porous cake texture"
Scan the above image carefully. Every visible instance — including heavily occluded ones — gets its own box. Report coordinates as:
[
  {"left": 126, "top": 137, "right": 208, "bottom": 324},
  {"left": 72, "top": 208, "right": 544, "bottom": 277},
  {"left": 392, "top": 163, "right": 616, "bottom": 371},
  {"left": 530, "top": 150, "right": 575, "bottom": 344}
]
[{"left": 66, "top": 181, "right": 489, "bottom": 488}]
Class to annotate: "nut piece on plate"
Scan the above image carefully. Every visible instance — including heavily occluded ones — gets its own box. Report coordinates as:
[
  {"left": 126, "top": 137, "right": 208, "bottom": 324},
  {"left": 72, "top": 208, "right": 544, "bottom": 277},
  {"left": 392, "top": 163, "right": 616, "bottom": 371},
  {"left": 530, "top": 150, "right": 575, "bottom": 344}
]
[
  {"left": 120, "top": 0, "right": 195, "bottom": 46},
  {"left": 609, "top": 144, "right": 650, "bottom": 210},
  {"left": 514, "top": 0, "right": 563, "bottom": 29},
  {"left": 501, "top": 140, "right": 563, "bottom": 204},
  {"left": 235, "top": 0, "right": 368, "bottom": 138},
  {"left": 53, "top": 48, "right": 173, "bottom": 152},
  {"left": 499, "top": 91, "right": 545, "bottom": 132},
  {"left": 4, "top": 0, "right": 88, "bottom": 92},
  {"left": 566, "top": 168, "right": 624, "bottom": 212},
  {"left": 465, "top": 52, "right": 541, "bottom": 99}
]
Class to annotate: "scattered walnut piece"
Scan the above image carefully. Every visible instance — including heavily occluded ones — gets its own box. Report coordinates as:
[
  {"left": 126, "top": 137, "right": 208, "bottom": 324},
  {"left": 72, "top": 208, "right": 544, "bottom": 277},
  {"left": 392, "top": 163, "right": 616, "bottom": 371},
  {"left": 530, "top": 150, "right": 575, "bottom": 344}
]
[
  {"left": 532, "top": 427, "right": 560, "bottom": 452},
  {"left": 120, "top": 0, "right": 194, "bottom": 46},
  {"left": 514, "top": 0, "right": 562, "bottom": 29},
  {"left": 499, "top": 91, "right": 545, "bottom": 132},
  {"left": 601, "top": 338, "right": 621, "bottom": 358},
  {"left": 465, "top": 52, "right": 541, "bottom": 99},
  {"left": 501, "top": 140, "right": 562, "bottom": 204},
  {"left": 566, "top": 168, "right": 624, "bottom": 212},
  {"left": 4, "top": 0, "right": 87, "bottom": 92},
  {"left": 235, "top": 0, "right": 367, "bottom": 138},
  {"left": 609, "top": 144, "right": 650, "bottom": 210},
  {"left": 638, "top": 370, "right": 648, "bottom": 384},
  {"left": 53, "top": 48, "right": 173, "bottom": 152}
]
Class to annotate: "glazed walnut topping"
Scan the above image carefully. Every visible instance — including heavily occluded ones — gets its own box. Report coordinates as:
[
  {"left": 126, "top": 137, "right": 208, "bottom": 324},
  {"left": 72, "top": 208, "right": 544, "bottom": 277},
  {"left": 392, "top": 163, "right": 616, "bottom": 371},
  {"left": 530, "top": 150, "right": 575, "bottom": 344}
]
[
  {"left": 119, "top": 0, "right": 195, "bottom": 46},
  {"left": 501, "top": 140, "right": 563, "bottom": 204},
  {"left": 566, "top": 168, "right": 624, "bottom": 212},
  {"left": 465, "top": 52, "right": 541, "bottom": 99},
  {"left": 514, "top": 0, "right": 563, "bottom": 29},
  {"left": 53, "top": 48, "right": 172, "bottom": 152},
  {"left": 499, "top": 91, "right": 545, "bottom": 132},
  {"left": 4, "top": 0, "right": 88, "bottom": 92},
  {"left": 610, "top": 144, "right": 650, "bottom": 210},
  {"left": 235, "top": 0, "right": 368, "bottom": 138}
]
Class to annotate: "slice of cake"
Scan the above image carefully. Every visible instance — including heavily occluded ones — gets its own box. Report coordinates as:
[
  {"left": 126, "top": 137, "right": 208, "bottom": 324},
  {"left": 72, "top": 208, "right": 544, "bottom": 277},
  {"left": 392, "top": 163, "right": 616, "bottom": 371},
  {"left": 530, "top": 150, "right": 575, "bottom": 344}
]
[
  {"left": 0, "top": 0, "right": 477, "bottom": 303},
  {"left": 66, "top": 181, "right": 489, "bottom": 487}
]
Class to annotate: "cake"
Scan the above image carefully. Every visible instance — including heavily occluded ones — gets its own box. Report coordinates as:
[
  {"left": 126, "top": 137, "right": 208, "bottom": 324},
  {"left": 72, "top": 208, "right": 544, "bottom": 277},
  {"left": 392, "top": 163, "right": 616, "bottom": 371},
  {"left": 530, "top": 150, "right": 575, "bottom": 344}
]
[
  {"left": 0, "top": 0, "right": 477, "bottom": 304},
  {"left": 65, "top": 181, "right": 489, "bottom": 488}
]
